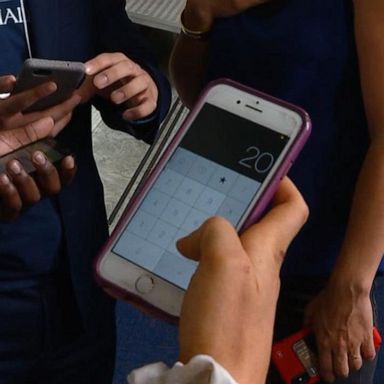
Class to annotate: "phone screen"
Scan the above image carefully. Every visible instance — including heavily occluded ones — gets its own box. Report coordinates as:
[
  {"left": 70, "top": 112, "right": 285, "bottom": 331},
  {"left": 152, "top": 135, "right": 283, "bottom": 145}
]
[{"left": 113, "top": 103, "right": 290, "bottom": 289}]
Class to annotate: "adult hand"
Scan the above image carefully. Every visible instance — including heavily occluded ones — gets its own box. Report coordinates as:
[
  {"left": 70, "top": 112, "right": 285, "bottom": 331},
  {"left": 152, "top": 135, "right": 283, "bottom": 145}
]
[
  {"left": 177, "top": 178, "right": 308, "bottom": 384},
  {"left": 305, "top": 284, "right": 376, "bottom": 382},
  {"left": 183, "top": 0, "right": 270, "bottom": 31},
  {"left": 84, "top": 53, "right": 158, "bottom": 121},
  {"left": 0, "top": 152, "right": 76, "bottom": 221},
  {"left": 0, "top": 75, "right": 78, "bottom": 220},
  {"left": 0, "top": 75, "right": 81, "bottom": 138}
]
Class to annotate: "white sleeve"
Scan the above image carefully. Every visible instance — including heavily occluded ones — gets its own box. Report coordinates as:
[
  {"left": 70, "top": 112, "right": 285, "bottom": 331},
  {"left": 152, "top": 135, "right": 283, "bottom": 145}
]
[{"left": 127, "top": 355, "right": 238, "bottom": 384}]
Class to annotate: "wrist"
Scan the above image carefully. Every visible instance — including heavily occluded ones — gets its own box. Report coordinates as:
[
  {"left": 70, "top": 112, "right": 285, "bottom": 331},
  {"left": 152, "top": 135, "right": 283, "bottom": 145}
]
[
  {"left": 183, "top": 3, "right": 214, "bottom": 32},
  {"left": 327, "top": 274, "right": 372, "bottom": 298}
]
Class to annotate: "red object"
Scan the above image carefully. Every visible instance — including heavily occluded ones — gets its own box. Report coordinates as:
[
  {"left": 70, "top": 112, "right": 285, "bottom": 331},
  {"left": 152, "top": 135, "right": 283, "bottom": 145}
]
[{"left": 272, "top": 327, "right": 382, "bottom": 384}]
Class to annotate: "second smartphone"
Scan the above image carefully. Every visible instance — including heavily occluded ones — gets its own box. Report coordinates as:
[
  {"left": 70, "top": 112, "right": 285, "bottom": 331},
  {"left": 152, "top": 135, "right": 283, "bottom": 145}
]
[
  {"left": 13, "top": 58, "right": 85, "bottom": 112},
  {"left": 96, "top": 79, "right": 311, "bottom": 318}
]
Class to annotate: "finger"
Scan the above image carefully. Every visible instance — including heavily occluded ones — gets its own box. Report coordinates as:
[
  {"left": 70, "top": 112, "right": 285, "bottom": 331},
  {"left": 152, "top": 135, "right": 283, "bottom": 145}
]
[
  {"left": 50, "top": 112, "right": 73, "bottom": 137},
  {"left": 31, "top": 151, "right": 61, "bottom": 195},
  {"left": 122, "top": 97, "right": 158, "bottom": 121},
  {"left": 348, "top": 349, "right": 363, "bottom": 372},
  {"left": 6, "top": 160, "right": 41, "bottom": 205},
  {"left": 44, "top": 94, "right": 81, "bottom": 128},
  {"left": 111, "top": 75, "right": 149, "bottom": 106},
  {"left": 74, "top": 75, "right": 97, "bottom": 102},
  {"left": 0, "top": 75, "right": 16, "bottom": 93},
  {"left": 317, "top": 345, "right": 335, "bottom": 383},
  {"left": 2, "top": 82, "right": 57, "bottom": 116},
  {"left": 333, "top": 344, "right": 349, "bottom": 379},
  {"left": 93, "top": 60, "right": 140, "bottom": 91},
  {"left": 121, "top": 91, "right": 149, "bottom": 109},
  {"left": 361, "top": 333, "right": 376, "bottom": 361},
  {"left": 0, "top": 173, "right": 22, "bottom": 221},
  {"left": 177, "top": 216, "right": 244, "bottom": 263},
  {"left": 85, "top": 52, "right": 130, "bottom": 76},
  {"left": 59, "top": 155, "right": 76, "bottom": 185},
  {"left": 0, "top": 117, "right": 55, "bottom": 156},
  {"left": 240, "top": 178, "right": 308, "bottom": 266},
  {"left": 110, "top": 73, "right": 149, "bottom": 104}
]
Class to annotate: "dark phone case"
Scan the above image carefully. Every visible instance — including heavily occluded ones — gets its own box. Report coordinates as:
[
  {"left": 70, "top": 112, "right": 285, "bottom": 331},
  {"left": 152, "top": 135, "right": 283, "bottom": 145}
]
[
  {"left": 0, "top": 138, "right": 71, "bottom": 175},
  {"left": 13, "top": 58, "right": 85, "bottom": 112},
  {"left": 272, "top": 327, "right": 382, "bottom": 384}
]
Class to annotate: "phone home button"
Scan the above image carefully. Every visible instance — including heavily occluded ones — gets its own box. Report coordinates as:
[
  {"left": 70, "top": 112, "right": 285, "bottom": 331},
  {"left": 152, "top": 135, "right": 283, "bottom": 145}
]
[{"left": 135, "top": 275, "right": 154, "bottom": 294}]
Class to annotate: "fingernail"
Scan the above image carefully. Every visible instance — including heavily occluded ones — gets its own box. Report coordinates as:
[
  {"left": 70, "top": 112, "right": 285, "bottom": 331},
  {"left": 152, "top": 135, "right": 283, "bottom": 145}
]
[
  {"left": 94, "top": 73, "right": 108, "bottom": 88},
  {"left": 0, "top": 173, "right": 10, "bottom": 185},
  {"left": 112, "top": 91, "right": 125, "bottom": 104},
  {"left": 32, "top": 151, "right": 46, "bottom": 165},
  {"left": 9, "top": 160, "right": 21, "bottom": 175},
  {"left": 64, "top": 156, "right": 75, "bottom": 169},
  {"left": 47, "top": 82, "right": 57, "bottom": 93},
  {"left": 85, "top": 64, "right": 92, "bottom": 75}
]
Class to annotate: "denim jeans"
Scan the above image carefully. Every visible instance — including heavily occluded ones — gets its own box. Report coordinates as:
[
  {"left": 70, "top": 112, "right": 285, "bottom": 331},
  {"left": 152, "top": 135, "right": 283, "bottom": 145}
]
[{"left": 268, "top": 275, "right": 384, "bottom": 384}]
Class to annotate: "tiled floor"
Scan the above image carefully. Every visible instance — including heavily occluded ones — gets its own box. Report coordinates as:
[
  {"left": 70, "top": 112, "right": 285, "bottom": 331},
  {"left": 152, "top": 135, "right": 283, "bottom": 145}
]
[
  {"left": 90, "top": 22, "right": 189, "bottom": 383},
  {"left": 92, "top": 78, "right": 188, "bottom": 384},
  {"left": 92, "top": 105, "right": 182, "bottom": 384},
  {"left": 91, "top": 107, "right": 149, "bottom": 220}
]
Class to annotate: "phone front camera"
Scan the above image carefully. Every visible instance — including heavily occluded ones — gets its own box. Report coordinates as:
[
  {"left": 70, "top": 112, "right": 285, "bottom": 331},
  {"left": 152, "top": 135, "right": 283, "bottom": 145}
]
[{"left": 236, "top": 100, "right": 241, "bottom": 104}]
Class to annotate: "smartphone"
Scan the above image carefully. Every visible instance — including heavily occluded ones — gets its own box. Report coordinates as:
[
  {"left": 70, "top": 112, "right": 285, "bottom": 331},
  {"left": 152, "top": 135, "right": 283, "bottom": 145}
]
[
  {"left": 12, "top": 58, "right": 85, "bottom": 112},
  {"left": 272, "top": 327, "right": 382, "bottom": 384},
  {"left": 95, "top": 79, "right": 311, "bottom": 318},
  {"left": 0, "top": 138, "right": 71, "bottom": 175}
]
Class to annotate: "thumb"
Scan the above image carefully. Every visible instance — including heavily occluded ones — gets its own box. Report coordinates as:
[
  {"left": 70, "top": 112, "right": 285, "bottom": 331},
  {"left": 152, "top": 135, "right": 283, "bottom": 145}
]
[
  {"left": 0, "top": 75, "right": 16, "bottom": 94},
  {"left": 241, "top": 177, "right": 308, "bottom": 269},
  {"left": 176, "top": 216, "right": 244, "bottom": 263}
]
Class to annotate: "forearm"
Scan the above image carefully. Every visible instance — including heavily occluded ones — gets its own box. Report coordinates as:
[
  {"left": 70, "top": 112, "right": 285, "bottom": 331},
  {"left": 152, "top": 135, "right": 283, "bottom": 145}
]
[
  {"left": 169, "top": 3, "right": 213, "bottom": 108},
  {"left": 329, "top": 145, "right": 384, "bottom": 291},
  {"left": 331, "top": 1, "right": 384, "bottom": 291},
  {"left": 169, "top": 34, "right": 209, "bottom": 108}
]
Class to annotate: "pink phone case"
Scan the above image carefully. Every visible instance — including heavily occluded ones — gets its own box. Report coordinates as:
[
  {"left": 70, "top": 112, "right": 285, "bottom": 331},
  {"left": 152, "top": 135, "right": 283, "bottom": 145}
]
[{"left": 95, "top": 78, "right": 312, "bottom": 317}]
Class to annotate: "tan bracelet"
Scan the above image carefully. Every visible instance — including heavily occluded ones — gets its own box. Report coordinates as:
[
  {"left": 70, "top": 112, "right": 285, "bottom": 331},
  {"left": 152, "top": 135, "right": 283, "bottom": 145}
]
[{"left": 180, "top": 10, "right": 211, "bottom": 41}]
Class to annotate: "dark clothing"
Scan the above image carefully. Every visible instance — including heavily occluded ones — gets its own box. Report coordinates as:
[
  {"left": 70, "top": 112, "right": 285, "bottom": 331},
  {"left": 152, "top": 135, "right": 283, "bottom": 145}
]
[
  {"left": 204, "top": 1, "right": 383, "bottom": 382},
  {"left": 0, "top": 0, "right": 171, "bottom": 381},
  {"left": 206, "top": 0, "right": 377, "bottom": 276},
  {"left": 0, "top": 0, "right": 28, "bottom": 75}
]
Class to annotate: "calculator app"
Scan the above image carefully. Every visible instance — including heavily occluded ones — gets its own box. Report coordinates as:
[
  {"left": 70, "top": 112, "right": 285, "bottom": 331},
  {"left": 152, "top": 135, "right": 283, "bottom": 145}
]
[{"left": 113, "top": 103, "right": 289, "bottom": 289}]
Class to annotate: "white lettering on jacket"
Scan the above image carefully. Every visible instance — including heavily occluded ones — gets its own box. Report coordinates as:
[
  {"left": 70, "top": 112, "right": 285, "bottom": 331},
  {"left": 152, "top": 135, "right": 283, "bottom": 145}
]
[{"left": 0, "top": 6, "right": 23, "bottom": 26}]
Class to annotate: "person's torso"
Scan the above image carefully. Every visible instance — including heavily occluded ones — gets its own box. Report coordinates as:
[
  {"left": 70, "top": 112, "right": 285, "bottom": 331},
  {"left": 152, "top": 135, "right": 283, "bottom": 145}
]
[
  {"left": 206, "top": 0, "right": 378, "bottom": 275},
  {"left": 0, "top": 0, "right": 99, "bottom": 282}
]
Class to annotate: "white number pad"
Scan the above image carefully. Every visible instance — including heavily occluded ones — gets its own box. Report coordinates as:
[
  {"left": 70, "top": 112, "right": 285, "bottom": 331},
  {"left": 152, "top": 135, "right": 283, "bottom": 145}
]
[{"left": 116, "top": 148, "right": 260, "bottom": 289}]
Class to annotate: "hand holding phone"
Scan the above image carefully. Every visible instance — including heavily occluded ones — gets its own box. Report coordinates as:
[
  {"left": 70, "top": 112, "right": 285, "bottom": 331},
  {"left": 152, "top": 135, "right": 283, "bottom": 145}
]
[
  {"left": 84, "top": 53, "right": 158, "bottom": 120},
  {"left": 0, "top": 77, "right": 81, "bottom": 140},
  {"left": 95, "top": 79, "right": 311, "bottom": 317},
  {"left": 12, "top": 59, "right": 85, "bottom": 112},
  {"left": 272, "top": 327, "right": 382, "bottom": 384},
  {"left": 0, "top": 138, "right": 75, "bottom": 221}
]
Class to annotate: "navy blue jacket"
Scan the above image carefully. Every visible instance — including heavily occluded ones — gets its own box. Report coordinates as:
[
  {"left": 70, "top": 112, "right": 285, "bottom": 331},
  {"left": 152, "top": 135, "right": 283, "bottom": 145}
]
[{"left": 0, "top": 0, "right": 171, "bottom": 333}]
